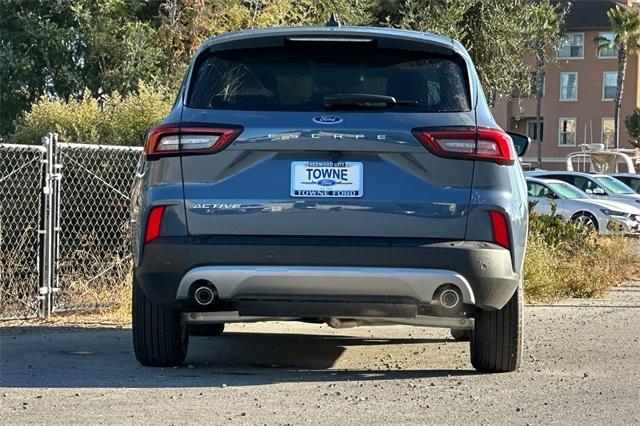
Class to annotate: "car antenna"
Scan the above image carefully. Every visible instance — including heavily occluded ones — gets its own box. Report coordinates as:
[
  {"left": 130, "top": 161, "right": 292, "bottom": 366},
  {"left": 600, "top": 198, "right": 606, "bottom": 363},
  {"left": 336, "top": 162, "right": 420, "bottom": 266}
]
[{"left": 325, "top": 13, "right": 341, "bottom": 27}]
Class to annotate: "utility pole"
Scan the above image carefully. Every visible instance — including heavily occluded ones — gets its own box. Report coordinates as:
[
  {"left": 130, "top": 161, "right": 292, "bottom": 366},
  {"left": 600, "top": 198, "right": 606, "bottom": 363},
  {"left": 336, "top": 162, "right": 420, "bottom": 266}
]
[{"left": 535, "top": 60, "right": 544, "bottom": 169}]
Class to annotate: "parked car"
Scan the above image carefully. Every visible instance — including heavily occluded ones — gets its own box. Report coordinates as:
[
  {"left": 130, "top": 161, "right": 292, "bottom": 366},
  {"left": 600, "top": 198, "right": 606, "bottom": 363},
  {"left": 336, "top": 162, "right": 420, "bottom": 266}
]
[
  {"left": 526, "top": 170, "right": 640, "bottom": 208},
  {"left": 130, "top": 25, "right": 531, "bottom": 372},
  {"left": 609, "top": 173, "right": 640, "bottom": 194},
  {"left": 526, "top": 177, "right": 640, "bottom": 235}
]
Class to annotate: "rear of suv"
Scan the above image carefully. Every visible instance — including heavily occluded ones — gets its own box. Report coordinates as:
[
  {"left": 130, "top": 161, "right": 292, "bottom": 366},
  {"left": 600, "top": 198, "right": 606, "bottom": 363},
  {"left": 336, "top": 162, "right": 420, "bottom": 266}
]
[{"left": 130, "top": 26, "right": 530, "bottom": 373}]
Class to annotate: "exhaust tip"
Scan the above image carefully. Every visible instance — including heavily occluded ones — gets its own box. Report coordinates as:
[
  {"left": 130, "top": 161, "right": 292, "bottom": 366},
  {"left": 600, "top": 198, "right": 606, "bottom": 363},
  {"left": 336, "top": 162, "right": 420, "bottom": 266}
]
[
  {"left": 193, "top": 283, "right": 217, "bottom": 306},
  {"left": 433, "top": 285, "right": 462, "bottom": 310},
  {"left": 439, "top": 289, "right": 461, "bottom": 309}
]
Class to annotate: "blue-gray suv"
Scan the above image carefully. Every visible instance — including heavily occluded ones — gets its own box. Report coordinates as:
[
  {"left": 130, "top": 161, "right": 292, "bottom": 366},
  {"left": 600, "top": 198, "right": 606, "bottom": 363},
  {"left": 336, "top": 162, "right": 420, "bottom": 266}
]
[{"left": 130, "top": 25, "right": 530, "bottom": 372}]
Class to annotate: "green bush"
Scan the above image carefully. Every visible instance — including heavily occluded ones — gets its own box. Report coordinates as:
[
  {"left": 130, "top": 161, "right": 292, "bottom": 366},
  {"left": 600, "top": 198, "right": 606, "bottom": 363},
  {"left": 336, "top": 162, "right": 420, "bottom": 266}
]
[
  {"left": 624, "top": 108, "right": 640, "bottom": 149},
  {"left": 527, "top": 201, "right": 595, "bottom": 248},
  {"left": 11, "top": 82, "right": 173, "bottom": 146},
  {"left": 524, "top": 206, "right": 639, "bottom": 302}
]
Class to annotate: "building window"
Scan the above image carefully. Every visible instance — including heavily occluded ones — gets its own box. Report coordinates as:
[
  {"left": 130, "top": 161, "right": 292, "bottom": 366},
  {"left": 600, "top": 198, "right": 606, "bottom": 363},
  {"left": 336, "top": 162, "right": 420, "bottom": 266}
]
[
  {"left": 527, "top": 120, "right": 543, "bottom": 142},
  {"left": 560, "top": 72, "right": 578, "bottom": 101},
  {"left": 602, "top": 118, "right": 615, "bottom": 146},
  {"left": 603, "top": 72, "right": 618, "bottom": 100},
  {"left": 557, "top": 33, "right": 584, "bottom": 59},
  {"left": 598, "top": 32, "right": 618, "bottom": 58},
  {"left": 559, "top": 118, "right": 576, "bottom": 146}
]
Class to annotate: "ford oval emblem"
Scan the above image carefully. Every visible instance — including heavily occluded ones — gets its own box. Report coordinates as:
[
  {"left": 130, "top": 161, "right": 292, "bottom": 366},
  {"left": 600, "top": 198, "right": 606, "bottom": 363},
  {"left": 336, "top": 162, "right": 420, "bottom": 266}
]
[
  {"left": 318, "top": 179, "right": 336, "bottom": 187},
  {"left": 313, "top": 115, "right": 343, "bottom": 125}
]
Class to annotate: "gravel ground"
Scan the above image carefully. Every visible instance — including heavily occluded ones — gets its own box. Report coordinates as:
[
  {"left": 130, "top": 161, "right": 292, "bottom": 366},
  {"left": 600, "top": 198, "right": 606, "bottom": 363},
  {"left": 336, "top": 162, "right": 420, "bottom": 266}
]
[{"left": 1, "top": 282, "right": 640, "bottom": 425}]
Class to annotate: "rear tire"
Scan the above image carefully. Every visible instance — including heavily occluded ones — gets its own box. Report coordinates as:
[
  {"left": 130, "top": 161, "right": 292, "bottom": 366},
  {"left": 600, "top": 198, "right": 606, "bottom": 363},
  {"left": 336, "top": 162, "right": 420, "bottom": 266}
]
[
  {"left": 470, "top": 281, "right": 523, "bottom": 373},
  {"left": 451, "top": 328, "right": 471, "bottom": 341},
  {"left": 189, "top": 323, "right": 225, "bottom": 336},
  {"left": 132, "top": 277, "right": 188, "bottom": 367}
]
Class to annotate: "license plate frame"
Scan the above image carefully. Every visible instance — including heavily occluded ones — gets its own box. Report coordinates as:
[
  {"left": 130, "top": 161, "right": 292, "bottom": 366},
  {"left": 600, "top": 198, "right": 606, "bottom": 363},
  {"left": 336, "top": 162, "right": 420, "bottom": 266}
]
[{"left": 290, "top": 161, "right": 363, "bottom": 198}]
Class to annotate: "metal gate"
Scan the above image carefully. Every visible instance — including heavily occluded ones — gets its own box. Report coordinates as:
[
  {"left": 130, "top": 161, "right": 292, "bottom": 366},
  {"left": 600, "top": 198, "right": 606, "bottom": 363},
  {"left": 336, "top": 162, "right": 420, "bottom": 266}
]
[
  {"left": 0, "top": 143, "right": 46, "bottom": 318},
  {"left": 0, "top": 134, "right": 142, "bottom": 319}
]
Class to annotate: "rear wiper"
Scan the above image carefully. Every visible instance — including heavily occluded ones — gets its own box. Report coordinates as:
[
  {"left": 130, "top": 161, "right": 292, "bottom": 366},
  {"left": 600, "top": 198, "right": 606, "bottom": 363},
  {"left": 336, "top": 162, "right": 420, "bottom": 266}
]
[{"left": 323, "top": 93, "right": 418, "bottom": 110}]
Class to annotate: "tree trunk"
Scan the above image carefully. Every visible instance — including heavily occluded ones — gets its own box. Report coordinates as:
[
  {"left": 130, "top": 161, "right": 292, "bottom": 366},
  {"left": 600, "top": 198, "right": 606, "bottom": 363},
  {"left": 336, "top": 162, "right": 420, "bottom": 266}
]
[
  {"left": 615, "top": 45, "right": 628, "bottom": 149},
  {"left": 535, "top": 57, "right": 544, "bottom": 168}
]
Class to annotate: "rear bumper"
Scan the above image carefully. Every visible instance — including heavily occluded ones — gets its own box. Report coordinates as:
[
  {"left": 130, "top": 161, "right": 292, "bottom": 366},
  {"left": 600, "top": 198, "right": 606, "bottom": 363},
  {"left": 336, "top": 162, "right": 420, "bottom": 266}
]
[
  {"left": 135, "top": 236, "right": 520, "bottom": 310},
  {"left": 177, "top": 265, "right": 474, "bottom": 302}
]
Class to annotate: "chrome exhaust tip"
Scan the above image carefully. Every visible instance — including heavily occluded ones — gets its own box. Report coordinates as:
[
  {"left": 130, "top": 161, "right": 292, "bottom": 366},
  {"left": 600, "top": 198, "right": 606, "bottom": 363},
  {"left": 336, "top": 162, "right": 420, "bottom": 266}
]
[
  {"left": 193, "top": 284, "right": 217, "bottom": 306},
  {"left": 439, "top": 288, "right": 461, "bottom": 309},
  {"left": 433, "top": 285, "right": 462, "bottom": 310}
]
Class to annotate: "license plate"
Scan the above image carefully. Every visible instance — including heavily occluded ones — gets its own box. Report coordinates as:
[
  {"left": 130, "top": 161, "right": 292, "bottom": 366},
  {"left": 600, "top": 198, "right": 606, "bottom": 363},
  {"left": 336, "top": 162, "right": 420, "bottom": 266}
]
[{"left": 290, "top": 161, "right": 363, "bottom": 198}]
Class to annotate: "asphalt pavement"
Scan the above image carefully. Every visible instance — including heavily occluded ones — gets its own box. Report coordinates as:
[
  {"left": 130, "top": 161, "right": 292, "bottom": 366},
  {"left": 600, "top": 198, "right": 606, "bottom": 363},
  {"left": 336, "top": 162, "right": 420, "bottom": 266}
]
[{"left": 1, "top": 282, "right": 640, "bottom": 425}]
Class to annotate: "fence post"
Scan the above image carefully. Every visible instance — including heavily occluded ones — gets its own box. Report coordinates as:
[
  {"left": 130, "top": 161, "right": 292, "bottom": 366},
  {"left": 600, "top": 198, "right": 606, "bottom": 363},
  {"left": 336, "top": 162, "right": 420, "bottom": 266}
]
[{"left": 38, "top": 133, "right": 61, "bottom": 318}]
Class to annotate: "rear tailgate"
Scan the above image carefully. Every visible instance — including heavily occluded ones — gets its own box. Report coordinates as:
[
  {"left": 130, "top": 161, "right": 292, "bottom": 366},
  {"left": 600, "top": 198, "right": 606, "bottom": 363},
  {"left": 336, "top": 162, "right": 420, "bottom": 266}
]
[{"left": 179, "top": 34, "right": 476, "bottom": 239}]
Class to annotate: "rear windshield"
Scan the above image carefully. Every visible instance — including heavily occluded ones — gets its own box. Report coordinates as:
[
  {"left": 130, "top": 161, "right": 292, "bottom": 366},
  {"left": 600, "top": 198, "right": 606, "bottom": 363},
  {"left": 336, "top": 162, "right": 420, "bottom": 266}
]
[{"left": 187, "top": 45, "right": 471, "bottom": 112}]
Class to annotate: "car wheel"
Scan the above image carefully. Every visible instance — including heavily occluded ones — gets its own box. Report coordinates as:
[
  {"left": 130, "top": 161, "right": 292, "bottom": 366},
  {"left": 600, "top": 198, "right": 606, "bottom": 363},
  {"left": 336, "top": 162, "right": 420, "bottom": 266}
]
[
  {"left": 450, "top": 328, "right": 471, "bottom": 341},
  {"left": 571, "top": 212, "right": 598, "bottom": 231},
  {"left": 470, "top": 280, "right": 523, "bottom": 373},
  {"left": 189, "top": 323, "right": 225, "bottom": 336},
  {"left": 132, "top": 276, "right": 188, "bottom": 367}
]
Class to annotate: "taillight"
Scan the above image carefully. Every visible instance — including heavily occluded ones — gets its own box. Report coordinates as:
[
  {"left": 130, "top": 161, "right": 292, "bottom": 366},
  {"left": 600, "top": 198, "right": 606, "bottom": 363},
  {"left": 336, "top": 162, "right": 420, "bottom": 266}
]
[
  {"left": 413, "top": 127, "right": 515, "bottom": 165},
  {"left": 489, "top": 210, "right": 510, "bottom": 249},
  {"left": 144, "top": 124, "right": 242, "bottom": 158},
  {"left": 144, "top": 206, "right": 165, "bottom": 243}
]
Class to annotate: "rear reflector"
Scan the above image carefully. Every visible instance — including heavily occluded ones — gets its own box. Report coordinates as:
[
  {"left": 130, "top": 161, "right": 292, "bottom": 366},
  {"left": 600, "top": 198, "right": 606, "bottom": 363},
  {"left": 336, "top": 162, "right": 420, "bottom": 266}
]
[
  {"left": 489, "top": 210, "right": 510, "bottom": 249},
  {"left": 144, "top": 206, "right": 165, "bottom": 243},
  {"left": 413, "top": 127, "right": 515, "bottom": 165},
  {"left": 144, "top": 124, "right": 242, "bottom": 157}
]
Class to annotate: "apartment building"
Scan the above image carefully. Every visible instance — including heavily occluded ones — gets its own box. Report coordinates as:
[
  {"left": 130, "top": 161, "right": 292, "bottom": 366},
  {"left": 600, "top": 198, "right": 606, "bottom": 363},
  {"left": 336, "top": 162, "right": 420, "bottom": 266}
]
[{"left": 491, "top": 0, "right": 640, "bottom": 169}]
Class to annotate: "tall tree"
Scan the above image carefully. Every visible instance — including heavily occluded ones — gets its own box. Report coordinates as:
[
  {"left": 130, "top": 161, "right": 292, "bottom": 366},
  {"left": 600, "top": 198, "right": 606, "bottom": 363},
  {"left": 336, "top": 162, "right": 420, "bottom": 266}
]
[
  {"left": 595, "top": 5, "right": 640, "bottom": 149},
  {"left": 527, "top": 1, "right": 566, "bottom": 167},
  {"left": 397, "top": 0, "right": 555, "bottom": 96},
  {"left": 158, "top": 0, "right": 377, "bottom": 86},
  {"left": 0, "top": 0, "right": 167, "bottom": 134}
]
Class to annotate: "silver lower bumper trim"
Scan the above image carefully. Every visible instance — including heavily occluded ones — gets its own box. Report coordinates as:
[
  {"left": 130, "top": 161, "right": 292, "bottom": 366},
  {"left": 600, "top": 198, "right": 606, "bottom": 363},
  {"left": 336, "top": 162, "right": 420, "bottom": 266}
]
[{"left": 177, "top": 265, "right": 475, "bottom": 305}]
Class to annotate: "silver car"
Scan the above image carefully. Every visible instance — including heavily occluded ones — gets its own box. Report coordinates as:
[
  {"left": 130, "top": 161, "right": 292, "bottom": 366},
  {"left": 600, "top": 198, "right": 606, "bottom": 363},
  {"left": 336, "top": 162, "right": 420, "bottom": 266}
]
[
  {"left": 526, "top": 177, "right": 640, "bottom": 235},
  {"left": 526, "top": 171, "right": 640, "bottom": 209}
]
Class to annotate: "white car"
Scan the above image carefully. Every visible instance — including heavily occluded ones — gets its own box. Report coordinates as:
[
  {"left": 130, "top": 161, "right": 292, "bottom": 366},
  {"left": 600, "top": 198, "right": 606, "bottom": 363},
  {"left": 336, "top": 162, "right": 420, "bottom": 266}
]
[
  {"left": 526, "top": 177, "right": 640, "bottom": 235},
  {"left": 526, "top": 170, "right": 640, "bottom": 209}
]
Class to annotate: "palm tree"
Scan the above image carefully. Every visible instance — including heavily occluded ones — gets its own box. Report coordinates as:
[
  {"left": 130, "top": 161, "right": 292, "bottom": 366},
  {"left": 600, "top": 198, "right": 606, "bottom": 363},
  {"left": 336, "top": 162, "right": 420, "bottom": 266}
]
[{"left": 595, "top": 5, "right": 640, "bottom": 149}]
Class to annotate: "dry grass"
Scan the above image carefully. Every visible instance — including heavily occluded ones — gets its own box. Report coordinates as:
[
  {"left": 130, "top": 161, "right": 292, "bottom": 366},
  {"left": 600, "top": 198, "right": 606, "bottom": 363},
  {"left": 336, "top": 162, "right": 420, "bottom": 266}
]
[
  {"left": 524, "top": 234, "right": 640, "bottom": 302},
  {"left": 55, "top": 272, "right": 133, "bottom": 324},
  {"left": 0, "top": 230, "right": 40, "bottom": 318},
  {"left": 55, "top": 253, "right": 131, "bottom": 311},
  {"left": 0, "top": 277, "right": 131, "bottom": 328},
  {"left": 8, "top": 277, "right": 132, "bottom": 328},
  {"left": 105, "top": 274, "right": 132, "bottom": 322}
]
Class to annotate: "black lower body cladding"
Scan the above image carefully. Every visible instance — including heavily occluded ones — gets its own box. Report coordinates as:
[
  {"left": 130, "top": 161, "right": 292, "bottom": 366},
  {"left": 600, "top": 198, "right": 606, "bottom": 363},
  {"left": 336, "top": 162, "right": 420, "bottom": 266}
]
[{"left": 135, "top": 236, "right": 519, "bottom": 310}]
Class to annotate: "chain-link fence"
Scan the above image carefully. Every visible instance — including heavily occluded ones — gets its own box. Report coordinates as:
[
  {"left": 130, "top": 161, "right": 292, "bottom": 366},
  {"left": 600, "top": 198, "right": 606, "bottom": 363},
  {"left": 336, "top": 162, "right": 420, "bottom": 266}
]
[
  {"left": 0, "top": 144, "right": 45, "bottom": 318},
  {"left": 56, "top": 143, "right": 141, "bottom": 312},
  {"left": 0, "top": 138, "right": 142, "bottom": 319}
]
